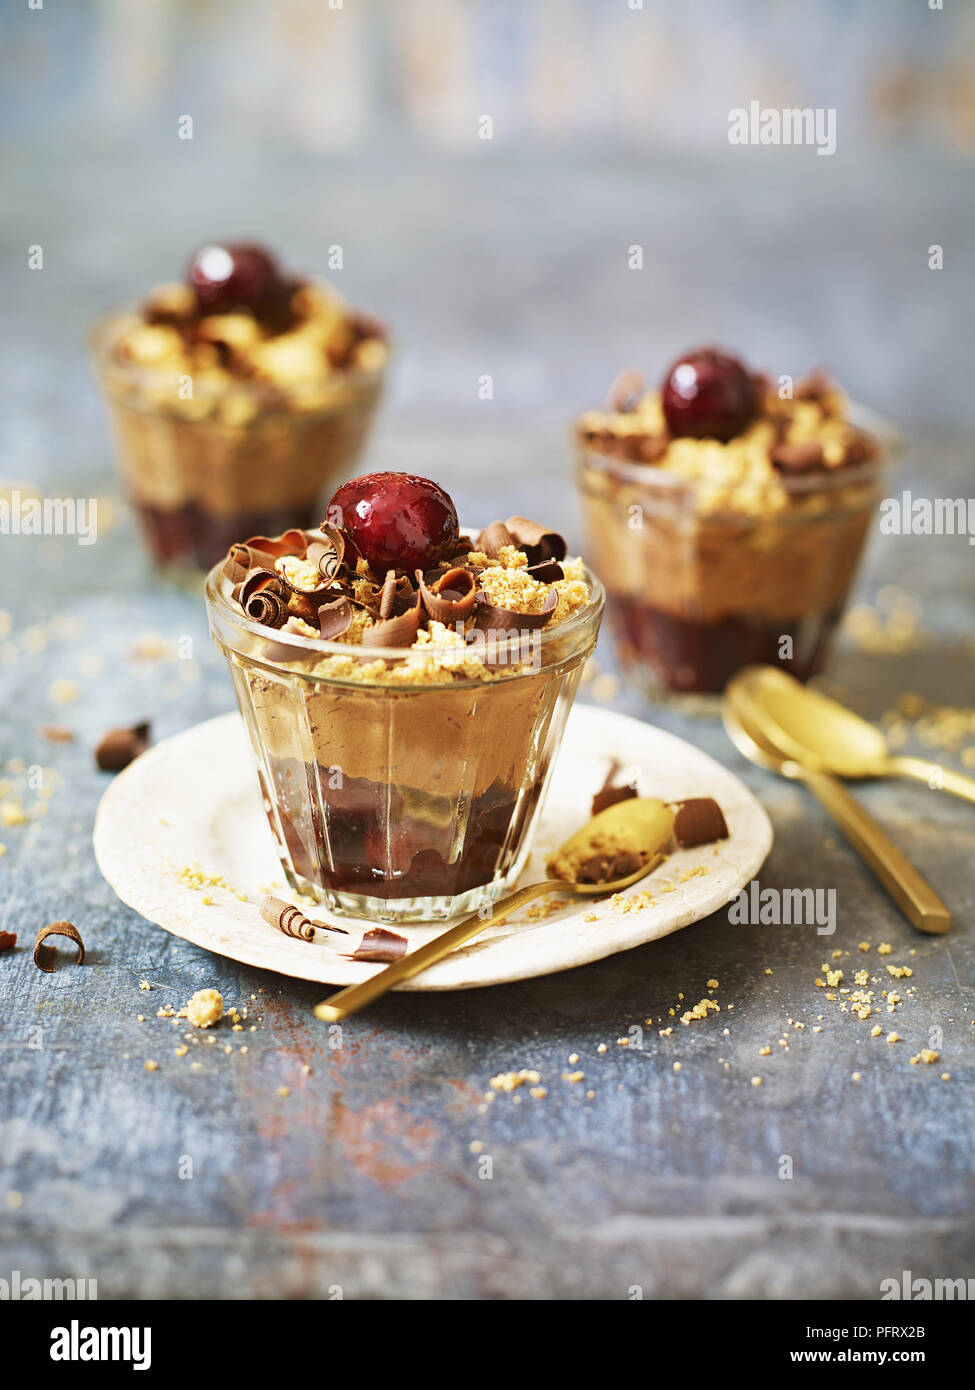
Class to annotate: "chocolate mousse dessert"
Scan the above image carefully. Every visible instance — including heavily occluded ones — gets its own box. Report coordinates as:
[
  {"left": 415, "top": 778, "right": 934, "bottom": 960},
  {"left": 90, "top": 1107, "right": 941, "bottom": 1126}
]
[
  {"left": 92, "top": 242, "right": 389, "bottom": 573},
  {"left": 576, "top": 348, "right": 890, "bottom": 701},
  {"left": 206, "top": 472, "right": 603, "bottom": 922}
]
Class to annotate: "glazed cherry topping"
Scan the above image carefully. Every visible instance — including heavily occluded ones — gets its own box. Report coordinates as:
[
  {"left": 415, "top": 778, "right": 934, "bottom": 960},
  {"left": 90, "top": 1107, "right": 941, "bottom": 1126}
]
[
  {"left": 661, "top": 348, "right": 758, "bottom": 442},
  {"left": 327, "top": 472, "right": 460, "bottom": 575},
  {"left": 186, "top": 242, "right": 283, "bottom": 317}
]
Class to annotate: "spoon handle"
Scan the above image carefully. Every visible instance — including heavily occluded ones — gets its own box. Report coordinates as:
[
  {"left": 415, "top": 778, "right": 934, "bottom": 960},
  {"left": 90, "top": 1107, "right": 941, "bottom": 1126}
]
[
  {"left": 885, "top": 757, "right": 975, "bottom": 807},
  {"left": 796, "top": 765, "right": 950, "bottom": 934},
  {"left": 314, "top": 880, "right": 555, "bottom": 1021}
]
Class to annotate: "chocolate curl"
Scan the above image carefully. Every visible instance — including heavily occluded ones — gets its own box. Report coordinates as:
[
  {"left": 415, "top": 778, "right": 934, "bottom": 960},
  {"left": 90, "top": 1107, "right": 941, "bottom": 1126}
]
[
  {"left": 770, "top": 441, "right": 825, "bottom": 474},
  {"left": 0, "top": 931, "right": 16, "bottom": 952},
  {"left": 234, "top": 567, "right": 285, "bottom": 609},
  {"left": 308, "top": 525, "right": 346, "bottom": 581},
  {"left": 259, "top": 896, "right": 348, "bottom": 940},
  {"left": 223, "top": 556, "right": 249, "bottom": 586},
  {"left": 591, "top": 758, "right": 638, "bottom": 817},
  {"left": 473, "top": 587, "right": 558, "bottom": 631},
  {"left": 359, "top": 593, "right": 423, "bottom": 648},
  {"left": 504, "top": 516, "right": 567, "bottom": 564},
  {"left": 316, "top": 596, "right": 354, "bottom": 639},
  {"left": 242, "top": 528, "right": 308, "bottom": 559},
  {"left": 416, "top": 566, "right": 477, "bottom": 624},
  {"left": 475, "top": 520, "right": 516, "bottom": 558},
  {"left": 246, "top": 589, "right": 289, "bottom": 628},
  {"left": 33, "top": 920, "right": 85, "bottom": 973},
  {"left": 378, "top": 568, "right": 398, "bottom": 620},
  {"left": 95, "top": 721, "right": 151, "bottom": 772},
  {"left": 227, "top": 542, "right": 279, "bottom": 574},
  {"left": 607, "top": 367, "right": 645, "bottom": 413},
  {"left": 670, "top": 798, "right": 729, "bottom": 848},
  {"left": 347, "top": 927, "right": 408, "bottom": 963}
]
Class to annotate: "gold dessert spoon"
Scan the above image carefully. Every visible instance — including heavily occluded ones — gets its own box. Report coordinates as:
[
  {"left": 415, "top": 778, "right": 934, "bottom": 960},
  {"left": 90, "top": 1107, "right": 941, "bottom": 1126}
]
[
  {"left": 739, "top": 665, "right": 975, "bottom": 806},
  {"left": 314, "top": 799, "right": 675, "bottom": 1022},
  {"left": 723, "top": 674, "right": 949, "bottom": 935}
]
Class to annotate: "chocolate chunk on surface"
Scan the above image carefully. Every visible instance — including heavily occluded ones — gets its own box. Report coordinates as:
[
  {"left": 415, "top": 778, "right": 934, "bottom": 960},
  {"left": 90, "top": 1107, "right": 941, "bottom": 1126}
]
[
  {"left": 349, "top": 927, "right": 408, "bottom": 963},
  {"left": 95, "top": 722, "right": 151, "bottom": 772},
  {"left": 33, "top": 920, "right": 85, "bottom": 972},
  {"left": 671, "top": 797, "right": 729, "bottom": 847}
]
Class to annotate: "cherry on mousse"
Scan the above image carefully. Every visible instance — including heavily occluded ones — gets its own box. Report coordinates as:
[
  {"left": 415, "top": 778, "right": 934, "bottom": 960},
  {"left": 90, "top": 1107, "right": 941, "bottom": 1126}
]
[
  {"left": 661, "top": 347, "right": 758, "bottom": 443},
  {"left": 327, "top": 472, "right": 460, "bottom": 575},
  {"left": 186, "top": 242, "right": 285, "bottom": 319}
]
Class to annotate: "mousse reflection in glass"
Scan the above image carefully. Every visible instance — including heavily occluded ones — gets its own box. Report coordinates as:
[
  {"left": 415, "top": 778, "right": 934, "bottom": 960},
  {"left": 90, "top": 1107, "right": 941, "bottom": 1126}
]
[
  {"left": 575, "top": 350, "right": 893, "bottom": 707},
  {"left": 205, "top": 473, "right": 603, "bottom": 923},
  {"left": 91, "top": 242, "right": 389, "bottom": 576}
]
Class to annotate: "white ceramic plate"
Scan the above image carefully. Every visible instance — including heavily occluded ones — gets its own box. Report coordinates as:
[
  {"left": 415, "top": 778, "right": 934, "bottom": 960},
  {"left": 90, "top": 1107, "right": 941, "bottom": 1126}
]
[{"left": 93, "top": 704, "right": 772, "bottom": 991}]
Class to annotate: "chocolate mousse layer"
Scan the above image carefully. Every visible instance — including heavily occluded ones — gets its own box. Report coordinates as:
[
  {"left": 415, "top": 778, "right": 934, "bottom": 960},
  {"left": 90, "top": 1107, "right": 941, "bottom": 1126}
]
[{"left": 576, "top": 354, "right": 888, "bottom": 698}]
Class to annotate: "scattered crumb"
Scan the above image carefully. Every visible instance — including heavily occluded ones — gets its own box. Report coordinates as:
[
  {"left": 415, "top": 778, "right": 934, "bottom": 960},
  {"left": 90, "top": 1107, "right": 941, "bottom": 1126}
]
[
  {"left": 144, "top": 1060, "right": 158, "bottom": 1072},
  {"left": 751, "top": 1076, "right": 763, "bottom": 1087},
  {"left": 184, "top": 988, "right": 223, "bottom": 1029}
]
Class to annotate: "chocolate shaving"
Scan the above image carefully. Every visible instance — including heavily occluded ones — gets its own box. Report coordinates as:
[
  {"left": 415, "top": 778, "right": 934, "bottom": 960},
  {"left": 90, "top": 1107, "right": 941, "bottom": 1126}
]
[
  {"left": 504, "top": 516, "right": 567, "bottom": 564},
  {"left": 259, "top": 895, "right": 348, "bottom": 940},
  {"left": 526, "top": 559, "right": 564, "bottom": 583},
  {"left": 348, "top": 927, "right": 408, "bottom": 964},
  {"left": 242, "top": 528, "right": 308, "bottom": 559},
  {"left": 227, "top": 542, "right": 279, "bottom": 574},
  {"left": 33, "top": 920, "right": 85, "bottom": 973},
  {"left": 246, "top": 589, "right": 289, "bottom": 627},
  {"left": 95, "top": 721, "right": 151, "bottom": 772},
  {"left": 473, "top": 587, "right": 558, "bottom": 631},
  {"left": 670, "top": 798, "right": 729, "bottom": 848},
  {"left": 607, "top": 367, "right": 645, "bottom": 413},
  {"left": 308, "top": 525, "right": 345, "bottom": 581},
  {"left": 223, "top": 556, "right": 249, "bottom": 586},
  {"left": 0, "top": 931, "right": 16, "bottom": 953},
  {"left": 38, "top": 725, "right": 75, "bottom": 743},
  {"left": 378, "top": 569, "right": 398, "bottom": 620},
  {"left": 416, "top": 566, "right": 477, "bottom": 623},
  {"left": 316, "top": 596, "right": 354, "bottom": 639},
  {"left": 360, "top": 593, "right": 423, "bottom": 648},
  {"left": 770, "top": 441, "right": 825, "bottom": 474},
  {"left": 475, "top": 521, "right": 516, "bottom": 558},
  {"left": 591, "top": 758, "right": 638, "bottom": 816},
  {"left": 235, "top": 568, "right": 285, "bottom": 609}
]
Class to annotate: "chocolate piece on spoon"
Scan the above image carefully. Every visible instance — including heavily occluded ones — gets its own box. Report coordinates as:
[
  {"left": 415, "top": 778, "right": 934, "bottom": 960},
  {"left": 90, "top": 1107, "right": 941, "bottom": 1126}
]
[{"left": 547, "top": 798, "right": 674, "bottom": 885}]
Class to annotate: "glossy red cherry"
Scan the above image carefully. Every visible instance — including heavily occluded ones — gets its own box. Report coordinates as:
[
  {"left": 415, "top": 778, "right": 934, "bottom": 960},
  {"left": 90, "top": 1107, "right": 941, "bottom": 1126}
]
[
  {"left": 326, "top": 473, "right": 460, "bottom": 575},
  {"left": 661, "top": 348, "right": 758, "bottom": 442},
  {"left": 186, "top": 242, "right": 283, "bottom": 317}
]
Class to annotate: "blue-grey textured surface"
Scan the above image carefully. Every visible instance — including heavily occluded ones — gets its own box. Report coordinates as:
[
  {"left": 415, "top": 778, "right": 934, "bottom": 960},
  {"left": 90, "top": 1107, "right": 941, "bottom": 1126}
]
[{"left": 1, "top": 1, "right": 974, "bottom": 1300}]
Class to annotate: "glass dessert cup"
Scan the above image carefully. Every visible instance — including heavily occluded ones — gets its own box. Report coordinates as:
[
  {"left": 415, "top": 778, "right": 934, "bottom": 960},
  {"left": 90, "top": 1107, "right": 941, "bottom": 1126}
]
[
  {"left": 205, "top": 549, "right": 604, "bottom": 923},
  {"left": 577, "top": 422, "right": 893, "bottom": 713},
  {"left": 90, "top": 306, "right": 387, "bottom": 579}
]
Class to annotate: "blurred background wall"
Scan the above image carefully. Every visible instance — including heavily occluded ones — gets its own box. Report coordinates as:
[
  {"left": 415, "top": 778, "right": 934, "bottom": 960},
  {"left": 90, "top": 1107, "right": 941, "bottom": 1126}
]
[{"left": 2, "top": 0, "right": 973, "bottom": 522}]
